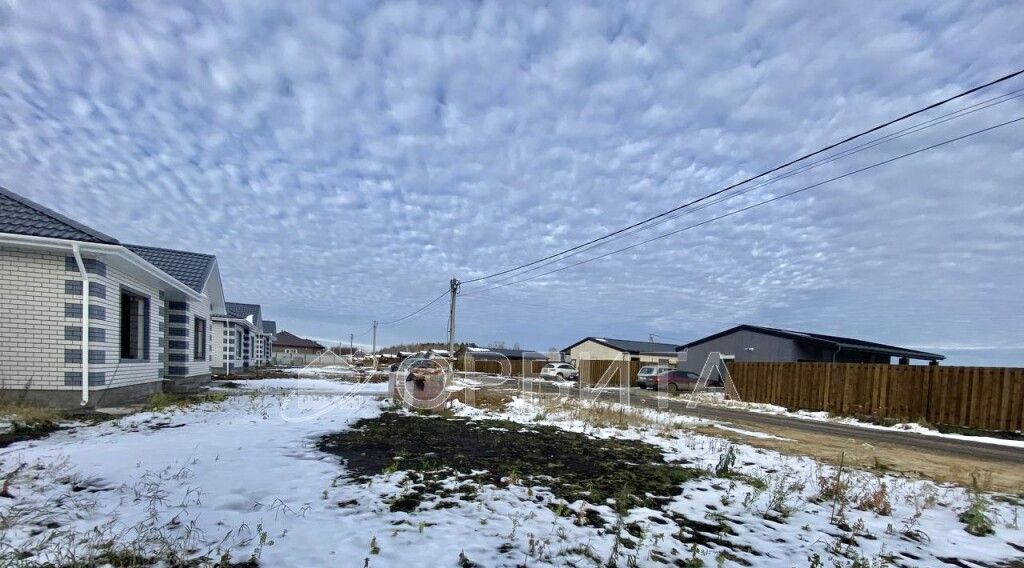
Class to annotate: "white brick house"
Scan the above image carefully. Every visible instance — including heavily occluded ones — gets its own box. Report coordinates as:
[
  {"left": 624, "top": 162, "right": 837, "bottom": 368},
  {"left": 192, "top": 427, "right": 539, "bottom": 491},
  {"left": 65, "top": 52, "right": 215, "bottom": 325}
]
[
  {"left": 212, "top": 302, "right": 272, "bottom": 373},
  {"left": 0, "top": 186, "right": 220, "bottom": 406}
]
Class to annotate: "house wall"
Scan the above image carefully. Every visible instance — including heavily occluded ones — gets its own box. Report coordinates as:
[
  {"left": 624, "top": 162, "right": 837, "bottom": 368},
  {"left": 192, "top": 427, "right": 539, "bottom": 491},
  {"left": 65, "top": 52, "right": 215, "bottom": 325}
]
[
  {"left": 0, "top": 247, "right": 167, "bottom": 405},
  {"left": 564, "top": 340, "right": 677, "bottom": 366},
  {"left": 211, "top": 319, "right": 239, "bottom": 372},
  {"left": 163, "top": 297, "right": 212, "bottom": 381}
]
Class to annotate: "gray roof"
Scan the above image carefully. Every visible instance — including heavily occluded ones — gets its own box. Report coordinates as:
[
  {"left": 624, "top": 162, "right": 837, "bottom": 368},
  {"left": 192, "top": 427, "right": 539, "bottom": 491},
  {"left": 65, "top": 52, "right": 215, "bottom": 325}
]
[
  {"left": 225, "top": 302, "right": 262, "bottom": 322},
  {"left": 262, "top": 320, "right": 277, "bottom": 334},
  {"left": 676, "top": 324, "right": 945, "bottom": 361},
  {"left": 562, "top": 337, "right": 679, "bottom": 355},
  {"left": 459, "top": 347, "right": 549, "bottom": 360},
  {"left": 125, "top": 244, "right": 215, "bottom": 293},
  {"left": 0, "top": 186, "right": 119, "bottom": 244}
]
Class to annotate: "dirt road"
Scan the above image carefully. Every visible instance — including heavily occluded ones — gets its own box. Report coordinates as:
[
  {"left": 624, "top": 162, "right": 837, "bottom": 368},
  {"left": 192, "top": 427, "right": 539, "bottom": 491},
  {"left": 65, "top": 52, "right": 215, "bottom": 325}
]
[{"left": 527, "top": 380, "right": 1024, "bottom": 465}]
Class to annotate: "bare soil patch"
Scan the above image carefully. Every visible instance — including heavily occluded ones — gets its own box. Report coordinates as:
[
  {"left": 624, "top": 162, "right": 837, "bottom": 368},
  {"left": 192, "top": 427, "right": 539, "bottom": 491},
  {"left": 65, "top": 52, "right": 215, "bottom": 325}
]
[{"left": 317, "top": 412, "right": 700, "bottom": 512}]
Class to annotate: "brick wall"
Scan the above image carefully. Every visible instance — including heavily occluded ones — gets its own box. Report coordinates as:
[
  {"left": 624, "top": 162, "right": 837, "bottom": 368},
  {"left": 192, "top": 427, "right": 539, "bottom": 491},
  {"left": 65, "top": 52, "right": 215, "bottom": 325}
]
[
  {"left": 0, "top": 246, "right": 172, "bottom": 393},
  {"left": 0, "top": 248, "right": 68, "bottom": 390}
]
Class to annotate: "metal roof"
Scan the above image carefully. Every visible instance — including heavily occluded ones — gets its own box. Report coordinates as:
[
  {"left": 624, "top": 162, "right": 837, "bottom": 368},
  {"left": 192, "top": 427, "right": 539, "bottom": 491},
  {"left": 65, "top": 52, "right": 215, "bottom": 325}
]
[
  {"left": 676, "top": 325, "right": 945, "bottom": 361},
  {"left": 458, "top": 347, "right": 549, "bottom": 360},
  {"left": 561, "top": 337, "right": 679, "bottom": 355},
  {"left": 262, "top": 320, "right": 277, "bottom": 334},
  {"left": 125, "top": 244, "right": 215, "bottom": 293},
  {"left": 0, "top": 186, "right": 119, "bottom": 244}
]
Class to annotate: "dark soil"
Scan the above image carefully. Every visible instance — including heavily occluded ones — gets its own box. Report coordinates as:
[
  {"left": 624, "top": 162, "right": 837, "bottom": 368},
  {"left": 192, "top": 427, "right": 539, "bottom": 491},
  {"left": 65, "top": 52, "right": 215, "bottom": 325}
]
[
  {"left": 0, "top": 421, "right": 62, "bottom": 449},
  {"left": 317, "top": 412, "right": 700, "bottom": 513}
]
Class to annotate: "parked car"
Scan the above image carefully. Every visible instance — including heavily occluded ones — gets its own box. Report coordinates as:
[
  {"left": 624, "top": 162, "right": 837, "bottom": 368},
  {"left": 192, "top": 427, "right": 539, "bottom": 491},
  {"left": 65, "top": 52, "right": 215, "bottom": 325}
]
[
  {"left": 653, "top": 370, "right": 701, "bottom": 392},
  {"left": 540, "top": 362, "right": 579, "bottom": 381},
  {"left": 636, "top": 365, "right": 675, "bottom": 389}
]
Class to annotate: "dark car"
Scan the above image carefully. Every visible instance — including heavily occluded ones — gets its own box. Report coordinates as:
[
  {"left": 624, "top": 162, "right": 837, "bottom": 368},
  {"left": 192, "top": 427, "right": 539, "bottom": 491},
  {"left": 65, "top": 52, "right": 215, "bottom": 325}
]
[{"left": 653, "top": 370, "right": 701, "bottom": 393}]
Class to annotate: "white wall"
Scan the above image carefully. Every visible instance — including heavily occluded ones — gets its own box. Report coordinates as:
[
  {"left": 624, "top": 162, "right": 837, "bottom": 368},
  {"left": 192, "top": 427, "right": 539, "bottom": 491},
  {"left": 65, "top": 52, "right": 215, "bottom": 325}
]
[{"left": 0, "top": 246, "right": 166, "bottom": 393}]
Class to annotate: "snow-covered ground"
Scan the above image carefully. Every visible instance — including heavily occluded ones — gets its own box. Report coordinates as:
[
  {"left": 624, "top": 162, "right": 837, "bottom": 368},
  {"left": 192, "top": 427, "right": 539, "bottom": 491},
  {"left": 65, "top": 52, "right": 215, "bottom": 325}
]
[{"left": 1, "top": 381, "right": 1021, "bottom": 567}]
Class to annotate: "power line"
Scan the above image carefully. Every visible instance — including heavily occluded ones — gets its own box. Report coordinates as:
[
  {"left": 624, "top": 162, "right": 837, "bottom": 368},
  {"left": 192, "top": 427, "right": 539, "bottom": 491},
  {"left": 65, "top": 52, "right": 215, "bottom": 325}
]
[
  {"left": 459, "top": 67, "right": 1024, "bottom": 286},
  {"left": 376, "top": 289, "right": 450, "bottom": 327},
  {"left": 466, "top": 87, "right": 1024, "bottom": 291},
  {"left": 463, "top": 115, "right": 1024, "bottom": 297}
]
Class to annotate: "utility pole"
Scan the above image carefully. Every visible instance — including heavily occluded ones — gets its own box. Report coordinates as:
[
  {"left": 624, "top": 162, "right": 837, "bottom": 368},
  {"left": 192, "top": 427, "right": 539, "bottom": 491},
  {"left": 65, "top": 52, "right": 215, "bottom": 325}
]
[
  {"left": 371, "top": 320, "right": 378, "bottom": 369},
  {"left": 349, "top": 333, "right": 354, "bottom": 355},
  {"left": 447, "top": 278, "right": 460, "bottom": 355}
]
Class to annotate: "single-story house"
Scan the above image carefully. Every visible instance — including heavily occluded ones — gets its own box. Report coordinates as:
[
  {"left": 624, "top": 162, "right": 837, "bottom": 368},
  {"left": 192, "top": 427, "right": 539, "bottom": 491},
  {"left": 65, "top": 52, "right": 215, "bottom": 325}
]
[
  {"left": 212, "top": 302, "right": 270, "bottom": 372},
  {"left": 272, "top": 330, "right": 325, "bottom": 356},
  {"left": 454, "top": 346, "right": 549, "bottom": 363},
  {"left": 0, "top": 186, "right": 220, "bottom": 406},
  {"left": 561, "top": 337, "right": 679, "bottom": 366},
  {"left": 676, "top": 324, "right": 945, "bottom": 372},
  {"left": 125, "top": 244, "right": 225, "bottom": 392}
]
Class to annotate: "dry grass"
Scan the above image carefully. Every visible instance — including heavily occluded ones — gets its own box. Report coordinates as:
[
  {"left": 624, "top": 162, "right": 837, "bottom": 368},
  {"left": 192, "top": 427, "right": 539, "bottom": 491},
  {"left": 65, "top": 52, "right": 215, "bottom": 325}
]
[
  {"left": 694, "top": 421, "right": 1024, "bottom": 493},
  {"left": 0, "top": 404, "right": 61, "bottom": 429},
  {"left": 451, "top": 388, "right": 516, "bottom": 411},
  {"left": 144, "top": 392, "right": 229, "bottom": 412}
]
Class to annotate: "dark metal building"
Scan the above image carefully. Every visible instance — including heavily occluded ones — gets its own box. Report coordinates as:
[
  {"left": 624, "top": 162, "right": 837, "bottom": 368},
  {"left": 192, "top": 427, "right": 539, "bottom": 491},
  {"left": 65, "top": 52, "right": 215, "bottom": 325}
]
[{"left": 676, "top": 325, "right": 944, "bottom": 372}]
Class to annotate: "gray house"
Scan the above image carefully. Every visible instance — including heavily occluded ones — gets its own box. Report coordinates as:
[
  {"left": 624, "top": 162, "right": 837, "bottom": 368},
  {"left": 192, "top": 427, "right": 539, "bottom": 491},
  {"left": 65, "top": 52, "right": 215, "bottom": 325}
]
[{"left": 676, "top": 325, "right": 944, "bottom": 372}]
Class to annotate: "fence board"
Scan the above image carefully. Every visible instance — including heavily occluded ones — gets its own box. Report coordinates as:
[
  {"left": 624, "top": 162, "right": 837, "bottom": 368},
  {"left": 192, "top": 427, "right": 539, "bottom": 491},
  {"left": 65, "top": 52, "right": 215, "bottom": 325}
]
[{"left": 728, "top": 362, "right": 1024, "bottom": 432}]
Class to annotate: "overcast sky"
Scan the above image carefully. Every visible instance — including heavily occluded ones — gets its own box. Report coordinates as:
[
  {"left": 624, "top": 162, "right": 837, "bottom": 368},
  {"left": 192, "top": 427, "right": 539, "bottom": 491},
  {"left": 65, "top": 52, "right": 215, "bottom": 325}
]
[{"left": 1, "top": 1, "right": 1022, "bottom": 364}]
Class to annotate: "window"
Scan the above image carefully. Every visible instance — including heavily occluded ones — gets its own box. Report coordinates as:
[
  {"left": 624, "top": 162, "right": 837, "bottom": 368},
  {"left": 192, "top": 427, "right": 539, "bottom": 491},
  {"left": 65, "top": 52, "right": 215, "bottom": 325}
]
[
  {"left": 119, "top": 290, "right": 149, "bottom": 360},
  {"left": 235, "top": 330, "right": 242, "bottom": 356},
  {"left": 193, "top": 317, "right": 207, "bottom": 360}
]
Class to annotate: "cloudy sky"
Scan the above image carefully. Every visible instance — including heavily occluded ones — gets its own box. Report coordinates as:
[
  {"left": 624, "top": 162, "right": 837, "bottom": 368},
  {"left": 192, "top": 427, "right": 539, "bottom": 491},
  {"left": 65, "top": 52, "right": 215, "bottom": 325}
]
[{"left": 1, "top": 1, "right": 1022, "bottom": 363}]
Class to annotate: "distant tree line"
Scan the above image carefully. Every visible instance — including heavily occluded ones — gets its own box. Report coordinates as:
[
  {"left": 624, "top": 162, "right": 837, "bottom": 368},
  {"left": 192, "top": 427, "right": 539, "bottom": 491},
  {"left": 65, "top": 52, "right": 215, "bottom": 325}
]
[{"left": 377, "top": 341, "right": 478, "bottom": 353}]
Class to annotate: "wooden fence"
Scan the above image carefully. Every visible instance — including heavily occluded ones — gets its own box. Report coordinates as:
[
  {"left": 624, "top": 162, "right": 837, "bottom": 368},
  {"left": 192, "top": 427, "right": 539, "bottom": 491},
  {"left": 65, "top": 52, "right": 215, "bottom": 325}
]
[
  {"left": 578, "top": 360, "right": 644, "bottom": 387},
  {"left": 455, "top": 359, "right": 548, "bottom": 377},
  {"left": 728, "top": 362, "right": 1024, "bottom": 432}
]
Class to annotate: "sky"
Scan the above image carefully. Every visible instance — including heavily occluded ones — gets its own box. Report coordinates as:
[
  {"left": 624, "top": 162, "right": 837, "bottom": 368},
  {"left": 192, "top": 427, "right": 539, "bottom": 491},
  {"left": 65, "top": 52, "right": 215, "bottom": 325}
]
[{"left": 0, "top": 1, "right": 1022, "bottom": 364}]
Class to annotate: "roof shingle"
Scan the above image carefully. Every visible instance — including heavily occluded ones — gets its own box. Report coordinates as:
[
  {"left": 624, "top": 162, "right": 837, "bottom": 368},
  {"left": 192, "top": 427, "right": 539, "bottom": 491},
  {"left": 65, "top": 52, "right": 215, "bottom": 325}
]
[
  {"left": 225, "top": 302, "right": 262, "bottom": 322},
  {"left": 273, "top": 330, "right": 323, "bottom": 349},
  {"left": 125, "top": 244, "right": 215, "bottom": 293},
  {"left": 0, "top": 186, "right": 119, "bottom": 244}
]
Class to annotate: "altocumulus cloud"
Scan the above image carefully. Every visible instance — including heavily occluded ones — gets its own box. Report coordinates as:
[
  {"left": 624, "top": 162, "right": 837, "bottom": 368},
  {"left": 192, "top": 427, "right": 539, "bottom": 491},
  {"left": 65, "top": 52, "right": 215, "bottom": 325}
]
[{"left": 0, "top": 1, "right": 1021, "bottom": 363}]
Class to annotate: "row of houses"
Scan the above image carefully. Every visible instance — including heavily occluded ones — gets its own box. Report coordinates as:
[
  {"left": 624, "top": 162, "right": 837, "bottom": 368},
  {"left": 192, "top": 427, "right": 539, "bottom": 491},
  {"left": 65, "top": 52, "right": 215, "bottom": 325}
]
[
  {"left": 553, "top": 325, "right": 944, "bottom": 371},
  {"left": 450, "top": 325, "right": 944, "bottom": 375},
  {"left": 0, "top": 186, "right": 277, "bottom": 407}
]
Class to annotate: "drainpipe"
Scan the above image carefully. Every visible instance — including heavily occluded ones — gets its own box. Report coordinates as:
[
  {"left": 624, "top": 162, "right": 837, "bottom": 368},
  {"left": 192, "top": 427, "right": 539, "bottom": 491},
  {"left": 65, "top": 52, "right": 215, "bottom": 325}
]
[
  {"left": 71, "top": 244, "right": 90, "bottom": 406},
  {"left": 831, "top": 343, "right": 842, "bottom": 363}
]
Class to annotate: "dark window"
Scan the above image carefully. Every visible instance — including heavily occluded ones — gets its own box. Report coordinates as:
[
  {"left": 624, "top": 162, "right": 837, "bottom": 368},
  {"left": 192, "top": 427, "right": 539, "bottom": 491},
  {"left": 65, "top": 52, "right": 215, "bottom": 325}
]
[
  {"left": 235, "top": 330, "right": 242, "bottom": 356},
  {"left": 193, "top": 317, "right": 207, "bottom": 360},
  {"left": 120, "top": 290, "right": 149, "bottom": 360}
]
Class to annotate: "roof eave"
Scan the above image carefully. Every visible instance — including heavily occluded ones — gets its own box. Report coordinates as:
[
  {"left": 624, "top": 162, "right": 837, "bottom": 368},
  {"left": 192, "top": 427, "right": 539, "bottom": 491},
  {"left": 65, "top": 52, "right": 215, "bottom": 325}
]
[{"left": 0, "top": 233, "right": 203, "bottom": 301}]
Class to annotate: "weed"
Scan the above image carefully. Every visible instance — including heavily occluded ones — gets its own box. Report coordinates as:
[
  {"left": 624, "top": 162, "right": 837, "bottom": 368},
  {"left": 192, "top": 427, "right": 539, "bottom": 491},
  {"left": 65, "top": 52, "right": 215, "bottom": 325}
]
[
  {"left": 856, "top": 481, "right": 892, "bottom": 516},
  {"left": 713, "top": 444, "right": 736, "bottom": 477},
  {"left": 959, "top": 492, "right": 995, "bottom": 536},
  {"left": 369, "top": 536, "right": 380, "bottom": 555}
]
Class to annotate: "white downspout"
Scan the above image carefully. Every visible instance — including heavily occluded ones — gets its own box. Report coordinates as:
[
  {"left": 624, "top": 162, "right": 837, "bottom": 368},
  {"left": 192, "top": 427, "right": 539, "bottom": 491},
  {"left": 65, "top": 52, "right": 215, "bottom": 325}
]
[
  {"left": 71, "top": 244, "right": 90, "bottom": 406},
  {"left": 225, "top": 323, "right": 230, "bottom": 377}
]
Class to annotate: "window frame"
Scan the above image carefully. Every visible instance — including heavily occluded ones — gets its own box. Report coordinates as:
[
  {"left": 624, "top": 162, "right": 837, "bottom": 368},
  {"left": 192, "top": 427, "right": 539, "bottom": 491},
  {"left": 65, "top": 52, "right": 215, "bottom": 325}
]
[
  {"left": 193, "top": 317, "right": 207, "bottom": 361},
  {"left": 118, "top": 288, "right": 150, "bottom": 362}
]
